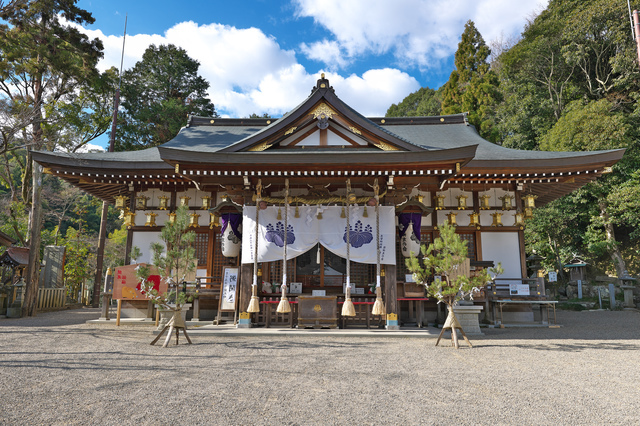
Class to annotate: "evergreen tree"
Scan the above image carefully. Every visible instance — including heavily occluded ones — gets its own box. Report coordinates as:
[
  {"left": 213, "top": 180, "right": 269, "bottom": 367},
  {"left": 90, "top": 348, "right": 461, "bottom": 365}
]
[
  {"left": 441, "top": 20, "right": 501, "bottom": 142},
  {"left": 0, "top": 0, "right": 107, "bottom": 316},
  {"left": 386, "top": 87, "right": 442, "bottom": 117},
  {"left": 117, "top": 44, "right": 216, "bottom": 151}
]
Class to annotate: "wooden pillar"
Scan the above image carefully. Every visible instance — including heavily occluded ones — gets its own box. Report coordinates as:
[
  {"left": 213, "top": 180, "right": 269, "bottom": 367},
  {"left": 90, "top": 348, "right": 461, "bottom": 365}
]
[
  {"left": 384, "top": 264, "right": 399, "bottom": 330},
  {"left": 237, "top": 263, "right": 253, "bottom": 328}
]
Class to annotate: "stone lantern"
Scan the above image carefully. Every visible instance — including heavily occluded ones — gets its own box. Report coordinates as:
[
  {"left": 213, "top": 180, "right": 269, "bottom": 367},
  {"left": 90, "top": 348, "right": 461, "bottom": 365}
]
[{"left": 619, "top": 270, "right": 637, "bottom": 308}]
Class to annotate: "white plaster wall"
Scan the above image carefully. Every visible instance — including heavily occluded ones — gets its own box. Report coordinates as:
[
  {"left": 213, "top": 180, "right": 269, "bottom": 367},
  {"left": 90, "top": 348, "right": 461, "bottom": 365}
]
[
  {"left": 131, "top": 231, "right": 164, "bottom": 264},
  {"left": 480, "top": 231, "right": 522, "bottom": 283}
]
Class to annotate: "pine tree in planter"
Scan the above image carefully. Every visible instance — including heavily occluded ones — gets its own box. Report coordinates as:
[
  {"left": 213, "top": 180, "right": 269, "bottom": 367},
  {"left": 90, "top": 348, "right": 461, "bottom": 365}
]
[
  {"left": 137, "top": 205, "right": 197, "bottom": 347},
  {"left": 406, "top": 222, "right": 502, "bottom": 348}
]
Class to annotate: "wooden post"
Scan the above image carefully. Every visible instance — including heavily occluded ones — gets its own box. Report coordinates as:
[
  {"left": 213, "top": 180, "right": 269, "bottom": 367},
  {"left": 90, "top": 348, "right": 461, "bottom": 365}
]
[
  {"left": 384, "top": 264, "right": 399, "bottom": 330},
  {"left": 238, "top": 263, "right": 253, "bottom": 327},
  {"left": 116, "top": 299, "right": 122, "bottom": 326}
]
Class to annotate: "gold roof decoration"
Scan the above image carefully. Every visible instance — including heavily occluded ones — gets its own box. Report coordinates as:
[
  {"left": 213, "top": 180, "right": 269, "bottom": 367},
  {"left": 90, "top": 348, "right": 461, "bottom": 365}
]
[
  {"left": 310, "top": 103, "right": 337, "bottom": 120},
  {"left": 248, "top": 141, "right": 273, "bottom": 152},
  {"left": 374, "top": 140, "right": 400, "bottom": 151}
]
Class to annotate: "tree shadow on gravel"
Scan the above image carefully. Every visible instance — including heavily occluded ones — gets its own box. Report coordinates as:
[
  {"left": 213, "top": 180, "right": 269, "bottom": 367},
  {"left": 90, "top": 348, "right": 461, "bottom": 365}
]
[
  {"left": 0, "top": 308, "right": 101, "bottom": 327},
  {"left": 475, "top": 341, "right": 640, "bottom": 351}
]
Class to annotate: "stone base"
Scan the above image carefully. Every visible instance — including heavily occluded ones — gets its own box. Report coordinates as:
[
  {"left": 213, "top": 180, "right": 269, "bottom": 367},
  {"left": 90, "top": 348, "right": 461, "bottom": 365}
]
[
  {"left": 6, "top": 307, "right": 21, "bottom": 318},
  {"left": 453, "top": 305, "right": 483, "bottom": 335}
]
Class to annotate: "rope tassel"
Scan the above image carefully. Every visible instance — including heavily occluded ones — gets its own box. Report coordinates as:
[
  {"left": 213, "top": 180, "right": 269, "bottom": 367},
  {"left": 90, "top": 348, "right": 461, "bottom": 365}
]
[
  {"left": 371, "top": 283, "right": 385, "bottom": 315},
  {"left": 247, "top": 282, "right": 260, "bottom": 313},
  {"left": 341, "top": 281, "right": 356, "bottom": 317},
  {"left": 276, "top": 283, "right": 291, "bottom": 313}
]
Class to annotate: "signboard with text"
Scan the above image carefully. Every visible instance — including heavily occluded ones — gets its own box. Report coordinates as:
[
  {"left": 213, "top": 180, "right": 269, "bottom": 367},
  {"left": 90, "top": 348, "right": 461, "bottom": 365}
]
[{"left": 112, "top": 264, "right": 166, "bottom": 300}]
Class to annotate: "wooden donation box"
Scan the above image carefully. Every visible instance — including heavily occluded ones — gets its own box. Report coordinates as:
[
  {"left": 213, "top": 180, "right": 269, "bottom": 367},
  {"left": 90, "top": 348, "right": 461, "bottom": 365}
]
[{"left": 297, "top": 295, "right": 338, "bottom": 329}]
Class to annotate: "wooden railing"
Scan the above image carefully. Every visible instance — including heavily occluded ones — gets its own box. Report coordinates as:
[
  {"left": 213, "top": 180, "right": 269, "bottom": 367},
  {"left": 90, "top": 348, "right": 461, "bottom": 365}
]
[{"left": 37, "top": 288, "right": 66, "bottom": 310}]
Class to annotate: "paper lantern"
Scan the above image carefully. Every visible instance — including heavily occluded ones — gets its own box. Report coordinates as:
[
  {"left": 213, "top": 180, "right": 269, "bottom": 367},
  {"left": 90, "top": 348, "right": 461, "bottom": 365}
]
[
  {"left": 220, "top": 222, "right": 241, "bottom": 257},
  {"left": 136, "top": 195, "right": 149, "bottom": 210},
  {"left": 499, "top": 194, "right": 514, "bottom": 211},
  {"left": 114, "top": 195, "right": 128, "bottom": 210},
  {"left": 400, "top": 222, "right": 421, "bottom": 258},
  {"left": 144, "top": 212, "right": 158, "bottom": 227},
  {"left": 491, "top": 212, "right": 503, "bottom": 227},
  {"left": 158, "top": 195, "right": 170, "bottom": 210},
  {"left": 456, "top": 194, "right": 468, "bottom": 210},
  {"left": 479, "top": 194, "right": 491, "bottom": 210},
  {"left": 435, "top": 194, "right": 446, "bottom": 210}
]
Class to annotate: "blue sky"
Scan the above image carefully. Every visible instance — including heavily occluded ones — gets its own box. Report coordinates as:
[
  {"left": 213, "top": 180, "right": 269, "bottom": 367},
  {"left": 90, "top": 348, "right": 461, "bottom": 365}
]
[{"left": 75, "top": 0, "right": 548, "bottom": 149}]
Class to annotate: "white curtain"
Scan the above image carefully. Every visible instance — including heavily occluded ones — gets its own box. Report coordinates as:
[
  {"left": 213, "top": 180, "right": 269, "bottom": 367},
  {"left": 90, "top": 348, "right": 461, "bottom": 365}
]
[{"left": 241, "top": 205, "right": 396, "bottom": 265}]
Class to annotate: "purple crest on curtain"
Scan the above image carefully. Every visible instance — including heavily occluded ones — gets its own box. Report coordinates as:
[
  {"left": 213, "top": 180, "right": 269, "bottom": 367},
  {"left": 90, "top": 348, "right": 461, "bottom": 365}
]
[
  {"left": 398, "top": 213, "right": 421, "bottom": 240},
  {"left": 220, "top": 213, "right": 242, "bottom": 239}
]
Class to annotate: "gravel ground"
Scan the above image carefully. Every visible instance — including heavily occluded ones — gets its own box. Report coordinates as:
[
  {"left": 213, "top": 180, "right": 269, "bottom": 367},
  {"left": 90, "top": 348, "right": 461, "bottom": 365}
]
[{"left": 1, "top": 308, "right": 639, "bottom": 425}]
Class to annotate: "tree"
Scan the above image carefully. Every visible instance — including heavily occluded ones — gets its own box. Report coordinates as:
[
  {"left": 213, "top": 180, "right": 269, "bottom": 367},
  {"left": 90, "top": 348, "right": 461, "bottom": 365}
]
[
  {"left": 441, "top": 20, "right": 502, "bottom": 142},
  {"left": 0, "top": 0, "right": 106, "bottom": 316},
  {"left": 117, "top": 44, "right": 216, "bottom": 151},
  {"left": 386, "top": 87, "right": 442, "bottom": 117},
  {"left": 406, "top": 223, "right": 501, "bottom": 348}
]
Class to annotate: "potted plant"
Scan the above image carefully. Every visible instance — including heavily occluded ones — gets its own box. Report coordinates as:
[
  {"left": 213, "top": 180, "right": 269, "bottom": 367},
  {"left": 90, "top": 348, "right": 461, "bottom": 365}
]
[
  {"left": 137, "top": 205, "right": 197, "bottom": 347},
  {"left": 406, "top": 222, "right": 502, "bottom": 348}
]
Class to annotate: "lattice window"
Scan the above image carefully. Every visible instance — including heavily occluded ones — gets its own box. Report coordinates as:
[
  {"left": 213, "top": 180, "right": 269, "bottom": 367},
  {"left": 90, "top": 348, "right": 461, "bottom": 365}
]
[
  {"left": 458, "top": 232, "right": 476, "bottom": 260},
  {"left": 268, "top": 260, "right": 296, "bottom": 285},
  {"left": 349, "top": 262, "right": 375, "bottom": 286},
  {"left": 194, "top": 232, "right": 209, "bottom": 267}
]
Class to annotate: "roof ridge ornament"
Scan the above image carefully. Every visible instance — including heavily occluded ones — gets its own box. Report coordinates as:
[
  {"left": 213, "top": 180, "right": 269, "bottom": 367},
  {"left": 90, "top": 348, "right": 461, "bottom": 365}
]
[{"left": 314, "top": 73, "right": 333, "bottom": 92}]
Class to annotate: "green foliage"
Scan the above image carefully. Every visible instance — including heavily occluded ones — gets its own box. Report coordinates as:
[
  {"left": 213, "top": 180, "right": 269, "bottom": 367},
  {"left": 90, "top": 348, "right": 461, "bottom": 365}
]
[
  {"left": 540, "top": 99, "right": 631, "bottom": 151},
  {"left": 136, "top": 206, "right": 197, "bottom": 309},
  {"left": 104, "top": 225, "right": 128, "bottom": 269},
  {"left": 386, "top": 87, "right": 442, "bottom": 117},
  {"left": 117, "top": 44, "right": 216, "bottom": 151},
  {"left": 406, "top": 223, "right": 502, "bottom": 306},
  {"left": 62, "top": 226, "right": 93, "bottom": 301},
  {"left": 441, "top": 21, "right": 501, "bottom": 142}
]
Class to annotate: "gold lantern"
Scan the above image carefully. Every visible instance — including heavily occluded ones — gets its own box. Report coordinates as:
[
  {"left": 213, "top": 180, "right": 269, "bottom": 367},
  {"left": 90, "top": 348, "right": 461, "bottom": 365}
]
[
  {"left": 136, "top": 195, "right": 149, "bottom": 210},
  {"left": 456, "top": 194, "right": 468, "bottom": 210},
  {"left": 209, "top": 213, "right": 220, "bottom": 229},
  {"left": 189, "top": 212, "right": 200, "bottom": 227},
  {"left": 490, "top": 212, "right": 503, "bottom": 227},
  {"left": 468, "top": 212, "right": 480, "bottom": 229},
  {"left": 123, "top": 210, "right": 136, "bottom": 228},
  {"left": 114, "top": 195, "right": 128, "bottom": 210},
  {"left": 524, "top": 194, "right": 537, "bottom": 209},
  {"left": 435, "top": 194, "right": 446, "bottom": 210},
  {"left": 168, "top": 212, "right": 177, "bottom": 224},
  {"left": 514, "top": 211, "right": 525, "bottom": 228},
  {"left": 180, "top": 196, "right": 191, "bottom": 207},
  {"left": 524, "top": 207, "right": 534, "bottom": 220},
  {"left": 158, "top": 195, "right": 170, "bottom": 210},
  {"left": 144, "top": 212, "right": 158, "bottom": 227},
  {"left": 446, "top": 212, "right": 458, "bottom": 226},
  {"left": 201, "top": 196, "right": 212, "bottom": 210},
  {"left": 499, "top": 193, "right": 514, "bottom": 210},
  {"left": 479, "top": 194, "right": 491, "bottom": 210},
  {"left": 416, "top": 194, "right": 424, "bottom": 204}
]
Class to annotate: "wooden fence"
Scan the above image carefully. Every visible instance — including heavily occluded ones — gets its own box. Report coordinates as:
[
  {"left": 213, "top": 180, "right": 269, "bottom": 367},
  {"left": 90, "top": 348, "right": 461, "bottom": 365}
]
[{"left": 37, "top": 287, "right": 66, "bottom": 310}]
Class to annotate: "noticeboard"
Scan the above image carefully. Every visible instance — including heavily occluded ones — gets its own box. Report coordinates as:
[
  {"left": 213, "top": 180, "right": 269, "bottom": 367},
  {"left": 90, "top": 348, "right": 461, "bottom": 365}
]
[
  {"left": 112, "top": 263, "right": 165, "bottom": 300},
  {"left": 218, "top": 266, "right": 239, "bottom": 312}
]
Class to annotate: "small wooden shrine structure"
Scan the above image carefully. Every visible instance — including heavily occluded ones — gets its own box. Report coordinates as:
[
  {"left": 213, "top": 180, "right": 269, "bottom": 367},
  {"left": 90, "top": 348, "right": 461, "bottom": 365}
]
[{"left": 32, "top": 75, "right": 624, "bottom": 328}]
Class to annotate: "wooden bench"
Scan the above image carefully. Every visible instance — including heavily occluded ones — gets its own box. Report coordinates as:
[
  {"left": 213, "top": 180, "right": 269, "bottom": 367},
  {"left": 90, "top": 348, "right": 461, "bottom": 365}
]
[{"left": 487, "top": 278, "right": 557, "bottom": 325}]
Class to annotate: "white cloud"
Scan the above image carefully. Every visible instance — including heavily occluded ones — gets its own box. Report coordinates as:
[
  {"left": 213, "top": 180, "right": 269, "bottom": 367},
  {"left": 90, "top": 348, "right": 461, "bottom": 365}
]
[
  {"left": 75, "top": 20, "right": 420, "bottom": 118},
  {"left": 299, "top": 40, "right": 350, "bottom": 70},
  {"left": 294, "top": 0, "right": 549, "bottom": 70}
]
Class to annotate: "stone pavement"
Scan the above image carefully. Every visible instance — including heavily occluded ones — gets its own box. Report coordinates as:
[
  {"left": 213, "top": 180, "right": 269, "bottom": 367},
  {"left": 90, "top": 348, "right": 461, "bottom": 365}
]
[{"left": 1, "top": 307, "right": 639, "bottom": 425}]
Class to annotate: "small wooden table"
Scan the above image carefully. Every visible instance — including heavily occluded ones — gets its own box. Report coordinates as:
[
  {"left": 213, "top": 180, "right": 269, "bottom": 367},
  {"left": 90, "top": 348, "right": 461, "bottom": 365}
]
[
  {"left": 493, "top": 299, "right": 558, "bottom": 325},
  {"left": 398, "top": 297, "right": 429, "bottom": 327}
]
